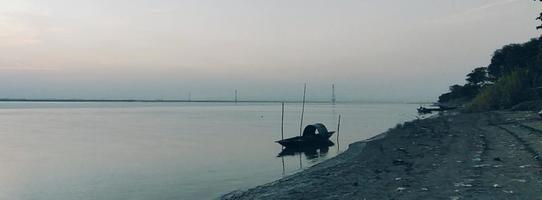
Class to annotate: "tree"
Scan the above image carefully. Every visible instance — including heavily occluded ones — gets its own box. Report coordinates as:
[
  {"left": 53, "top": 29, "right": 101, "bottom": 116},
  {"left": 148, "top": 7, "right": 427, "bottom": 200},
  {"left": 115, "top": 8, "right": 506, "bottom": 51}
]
[
  {"left": 438, "top": 84, "right": 479, "bottom": 103},
  {"left": 449, "top": 85, "right": 463, "bottom": 93},
  {"left": 466, "top": 67, "right": 489, "bottom": 87},
  {"left": 487, "top": 38, "right": 541, "bottom": 81}
]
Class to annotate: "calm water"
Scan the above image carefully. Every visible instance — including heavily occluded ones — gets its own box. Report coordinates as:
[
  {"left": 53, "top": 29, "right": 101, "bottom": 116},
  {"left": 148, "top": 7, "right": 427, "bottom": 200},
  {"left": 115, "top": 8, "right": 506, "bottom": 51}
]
[{"left": 0, "top": 102, "right": 419, "bottom": 200}]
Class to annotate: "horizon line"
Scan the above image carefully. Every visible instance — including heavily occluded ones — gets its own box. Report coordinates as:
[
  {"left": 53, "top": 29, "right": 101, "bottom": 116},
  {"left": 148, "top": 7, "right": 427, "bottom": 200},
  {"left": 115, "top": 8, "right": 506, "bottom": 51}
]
[{"left": 0, "top": 98, "right": 433, "bottom": 104}]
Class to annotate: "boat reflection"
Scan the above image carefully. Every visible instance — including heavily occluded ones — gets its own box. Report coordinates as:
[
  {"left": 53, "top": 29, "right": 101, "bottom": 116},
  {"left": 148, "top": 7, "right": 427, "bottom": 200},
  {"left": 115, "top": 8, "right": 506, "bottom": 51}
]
[{"left": 277, "top": 141, "right": 334, "bottom": 159}]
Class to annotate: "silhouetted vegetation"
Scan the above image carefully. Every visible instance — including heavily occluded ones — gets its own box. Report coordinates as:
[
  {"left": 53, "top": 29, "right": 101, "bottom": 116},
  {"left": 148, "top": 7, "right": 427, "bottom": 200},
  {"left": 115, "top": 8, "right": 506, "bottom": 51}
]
[
  {"left": 438, "top": 84, "right": 478, "bottom": 103},
  {"left": 439, "top": 2, "right": 542, "bottom": 110},
  {"left": 439, "top": 37, "right": 542, "bottom": 111},
  {"left": 466, "top": 67, "right": 489, "bottom": 87},
  {"left": 438, "top": 67, "right": 489, "bottom": 103},
  {"left": 469, "top": 71, "right": 527, "bottom": 111}
]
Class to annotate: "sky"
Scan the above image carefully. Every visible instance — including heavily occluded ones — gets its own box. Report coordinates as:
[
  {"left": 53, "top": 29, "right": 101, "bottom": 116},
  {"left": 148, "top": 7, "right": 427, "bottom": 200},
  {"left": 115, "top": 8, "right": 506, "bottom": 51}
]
[{"left": 0, "top": 0, "right": 540, "bottom": 102}]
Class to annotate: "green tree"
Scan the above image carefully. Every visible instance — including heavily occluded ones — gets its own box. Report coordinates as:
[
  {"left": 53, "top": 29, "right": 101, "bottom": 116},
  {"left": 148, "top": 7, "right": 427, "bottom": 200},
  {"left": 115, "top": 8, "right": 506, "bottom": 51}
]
[
  {"left": 487, "top": 38, "right": 541, "bottom": 81},
  {"left": 466, "top": 67, "right": 489, "bottom": 87},
  {"left": 449, "top": 84, "right": 463, "bottom": 93}
]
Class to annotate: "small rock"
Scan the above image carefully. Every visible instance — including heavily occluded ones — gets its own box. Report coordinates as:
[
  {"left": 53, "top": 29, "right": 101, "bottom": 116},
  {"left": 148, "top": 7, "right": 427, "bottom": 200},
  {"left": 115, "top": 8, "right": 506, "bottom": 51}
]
[
  {"left": 493, "top": 184, "right": 501, "bottom": 188},
  {"left": 395, "top": 177, "right": 402, "bottom": 181},
  {"left": 396, "top": 187, "right": 406, "bottom": 192},
  {"left": 473, "top": 164, "right": 491, "bottom": 168},
  {"left": 502, "top": 190, "right": 514, "bottom": 194},
  {"left": 353, "top": 182, "right": 358, "bottom": 186},
  {"left": 493, "top": 157, "right": 502, "bottom": 162},
  {"left": 454, "top": 182, "right": 472, "bottom": 187}
]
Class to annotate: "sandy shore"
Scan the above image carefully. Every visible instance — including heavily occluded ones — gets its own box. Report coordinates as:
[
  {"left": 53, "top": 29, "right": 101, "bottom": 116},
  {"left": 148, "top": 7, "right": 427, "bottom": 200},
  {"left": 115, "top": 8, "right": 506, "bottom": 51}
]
[{"left": 221, "top": 111, "right": 542, "bottom": 199}]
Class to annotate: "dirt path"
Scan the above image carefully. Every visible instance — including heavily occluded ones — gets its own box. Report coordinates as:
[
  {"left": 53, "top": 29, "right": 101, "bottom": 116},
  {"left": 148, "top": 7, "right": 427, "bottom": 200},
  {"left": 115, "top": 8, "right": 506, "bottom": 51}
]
[{"left": 221, "top": 112, "right": 542, "bottom": 200}]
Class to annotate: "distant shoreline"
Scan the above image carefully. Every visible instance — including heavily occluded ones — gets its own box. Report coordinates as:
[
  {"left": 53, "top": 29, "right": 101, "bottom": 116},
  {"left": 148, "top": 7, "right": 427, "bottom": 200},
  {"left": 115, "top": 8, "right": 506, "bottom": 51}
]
[
  {"left": 0, "top": 99, "right": 281, "bottom": 103},
  {"left": 0, "top": 98, "right": 431, "bottom": 104}
]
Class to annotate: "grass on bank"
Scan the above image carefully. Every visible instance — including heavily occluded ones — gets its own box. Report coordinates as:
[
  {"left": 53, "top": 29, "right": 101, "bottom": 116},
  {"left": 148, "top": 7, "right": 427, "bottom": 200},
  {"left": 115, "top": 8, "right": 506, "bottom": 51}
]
[{"left": 468, "top": 71, "right": 526, "bottom": 112}]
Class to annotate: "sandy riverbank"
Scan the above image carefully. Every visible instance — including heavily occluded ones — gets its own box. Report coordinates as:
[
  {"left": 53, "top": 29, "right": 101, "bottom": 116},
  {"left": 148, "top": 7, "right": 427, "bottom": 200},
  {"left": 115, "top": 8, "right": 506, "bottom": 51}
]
[{"left": 221, "top": 111, "right": 542, "bottom": 199}]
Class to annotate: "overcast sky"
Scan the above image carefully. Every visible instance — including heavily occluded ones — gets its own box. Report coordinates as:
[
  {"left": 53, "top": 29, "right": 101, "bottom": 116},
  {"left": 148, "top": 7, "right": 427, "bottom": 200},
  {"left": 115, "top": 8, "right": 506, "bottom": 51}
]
[{"left": 0, "top": 0, "right": 540, "bottom": 101}]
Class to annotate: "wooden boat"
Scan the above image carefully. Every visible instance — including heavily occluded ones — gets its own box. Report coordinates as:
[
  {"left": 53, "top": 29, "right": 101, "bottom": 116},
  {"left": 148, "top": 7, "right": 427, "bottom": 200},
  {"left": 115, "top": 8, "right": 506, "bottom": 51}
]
[
  {"left": 276, "top": 123, "right": 335, "bottom": 148},
  {"left": 417, "top": 105, "right": 457, "bottom": 114},
  {"left": 417, "top": 106, "right": 439, "bottom": 114}
]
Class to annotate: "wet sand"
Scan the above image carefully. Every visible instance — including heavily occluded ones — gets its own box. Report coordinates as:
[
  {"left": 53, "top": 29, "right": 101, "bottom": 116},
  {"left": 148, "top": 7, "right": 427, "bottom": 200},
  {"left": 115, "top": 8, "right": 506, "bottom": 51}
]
[{"left": 222, "top": 111, "right": 542, "bottom": 199}]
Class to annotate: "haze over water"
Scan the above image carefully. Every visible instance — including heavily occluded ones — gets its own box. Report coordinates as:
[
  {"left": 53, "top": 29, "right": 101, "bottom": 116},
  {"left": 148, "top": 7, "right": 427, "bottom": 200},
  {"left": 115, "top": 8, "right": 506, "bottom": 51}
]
[
  {"left": 1, "top": 0, "right": 540, "bottom": 102},
  {"left": 0, "top": 102, "right": 417, "bottom": 199}
]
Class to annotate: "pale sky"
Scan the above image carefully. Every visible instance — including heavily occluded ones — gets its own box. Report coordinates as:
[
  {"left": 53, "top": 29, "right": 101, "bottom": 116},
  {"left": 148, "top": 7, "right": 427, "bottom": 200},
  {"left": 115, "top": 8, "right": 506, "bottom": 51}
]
[{"left": 0, "top": 0, "right": 540, "bottom": 101}]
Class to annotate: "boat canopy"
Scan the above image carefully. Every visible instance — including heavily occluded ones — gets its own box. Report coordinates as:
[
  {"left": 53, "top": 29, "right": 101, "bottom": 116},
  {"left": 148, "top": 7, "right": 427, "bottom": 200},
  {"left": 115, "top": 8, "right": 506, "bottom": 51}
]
[{"left": 302, "top": 123, "right": 330, "bottom": 137}]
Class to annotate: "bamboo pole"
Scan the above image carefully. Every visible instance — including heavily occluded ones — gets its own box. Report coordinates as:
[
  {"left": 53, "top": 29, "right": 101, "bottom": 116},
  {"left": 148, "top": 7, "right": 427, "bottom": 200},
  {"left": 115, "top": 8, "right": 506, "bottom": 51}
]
[
  {"left": 299, "top": 154, "right": 302, "bottom": 169},
  {"left": 337, "top": 114, "right": 341, "bottom": 148},
  {"left": 281, "top": 102, "right": 285, "bottom": 140},
  {"left": 281, "top": 156, "right": 285, "bottom": 176},
  {"left": 299, "top": 83, "right": 307, "bottom": 136}
]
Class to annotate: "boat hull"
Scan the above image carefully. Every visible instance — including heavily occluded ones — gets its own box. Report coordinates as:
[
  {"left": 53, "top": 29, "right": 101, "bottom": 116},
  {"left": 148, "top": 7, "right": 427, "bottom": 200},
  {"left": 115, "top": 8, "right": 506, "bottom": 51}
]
[
  {"left": 278, "top": 142, "right": 333, "bottom": 157},
  {"left": 276, "top": 131, "right": 335, "bottom": 148}
]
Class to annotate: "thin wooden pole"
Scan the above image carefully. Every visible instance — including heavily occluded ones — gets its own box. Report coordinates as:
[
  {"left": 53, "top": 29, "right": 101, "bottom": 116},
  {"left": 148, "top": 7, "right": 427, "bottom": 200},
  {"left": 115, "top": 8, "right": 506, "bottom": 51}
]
[
  {"left": 337, "top": 114, "right": 341, "bottom": 150},
  {"left": 281, "top": 102, "right": 285, "bottom": 140},
  {"left": 299, "top": 154, "right": 302, "bottom": 169},
  {"left": 281, "top": 156, "right": 285, "bottom": 176},
  {"left": 299, "top": 83, "right": 307, "bottom": 136}
]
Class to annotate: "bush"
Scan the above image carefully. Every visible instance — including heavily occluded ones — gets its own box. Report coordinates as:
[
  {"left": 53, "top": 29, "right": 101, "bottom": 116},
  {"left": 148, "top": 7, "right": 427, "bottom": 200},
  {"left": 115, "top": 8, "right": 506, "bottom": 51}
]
[
  {"left": 438, "top": 84, "right": 479, "bottom": 103},
  {"left": 468, "top": 71, "right": 526, "bottom": 111}
]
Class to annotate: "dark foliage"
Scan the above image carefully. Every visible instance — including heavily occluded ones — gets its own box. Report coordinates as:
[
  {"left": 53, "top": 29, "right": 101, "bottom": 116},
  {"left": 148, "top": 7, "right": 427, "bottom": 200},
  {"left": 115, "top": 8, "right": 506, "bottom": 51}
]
[
  {"left": 438, "top": 84, "right": 480, "bottom": 103},
  {"left": 466, "top": 67, "right": 489, "bottom": 87},
  {"left": 439, "top": 37, "right": 542, "bottom": 106},
  {"left": 438, "top": 67, "right": 489, "bottom": 103},
  {"left": 487, "top": 38, "right": 542, "bottom": 81},
  {"left": 440, "top": 3, "right": 542, "bottom": 108}
]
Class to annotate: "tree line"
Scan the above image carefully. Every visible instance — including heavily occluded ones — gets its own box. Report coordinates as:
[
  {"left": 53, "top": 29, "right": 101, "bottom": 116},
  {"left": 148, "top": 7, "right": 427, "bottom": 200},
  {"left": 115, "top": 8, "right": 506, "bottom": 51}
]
[
  {"left": 438, "top": 2, "right": 542, "bottom": 110},
  {"left": 438, "top": 37, "right": 542, "bottom": 110}
]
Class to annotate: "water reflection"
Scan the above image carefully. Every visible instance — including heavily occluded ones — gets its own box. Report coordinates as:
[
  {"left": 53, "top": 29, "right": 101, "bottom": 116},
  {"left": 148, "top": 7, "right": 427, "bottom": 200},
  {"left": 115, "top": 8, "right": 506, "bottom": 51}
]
[
  {"left": 278, "top": 142, "right": 334, "bottom": 175},
  {"left": 277, "top": 142, "right": 334, "bottom": 158}
]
